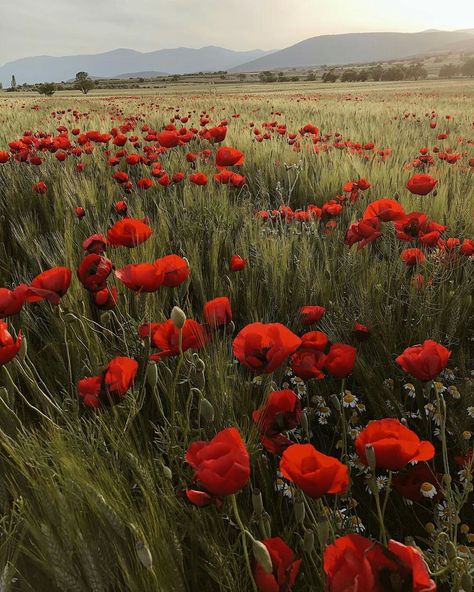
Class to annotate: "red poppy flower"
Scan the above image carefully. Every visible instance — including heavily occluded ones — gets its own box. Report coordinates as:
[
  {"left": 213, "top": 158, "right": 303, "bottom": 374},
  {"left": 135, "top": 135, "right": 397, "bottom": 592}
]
[
  {"left": 355, "top": 418, "right": 435, "bottom": 471},
  {"left": 107, "top": 218, "right": 152, "bottom": 247},
  {"left": 189, "top": 172, "right": 208, "bottom": 186},
  {"left": 0, "top": 151, "right": 9, "bottom": 163},
  {"left": 114, "top": 200, "right": 128, "bottom": 215},
  {"left": 230, "top": 255, "right": 247, "bottom": 272},
  {"left": 324, "top": 343, "right": 356, "bottom": 378},
  {"left": 300, "top": 305, "right": 325, "bottom": 326},
  {"left": 137, "top": 177, "right": 153, "bottom": 190},
  {"left": 185, "top": 489, "right": 221, "bottom": 508},
  {"left": 406, "top": 174, "right": 438, "bottom": 196},
  {"left": 363, "top": 198, "right": 405, "bottom": 222},
  {"left": 323, "top": 534, "right": 435, "bottom": 592},
  {"left": 460, "top": 239, "right": 474, "bottom": 256},
  {"left": 203, "top": 296, "right": 232, "bottom": 328},
  {"left": 300, "top": 331, "right": 328, "bottom": 351},
  {"left": 115, "top": 263, "right": 164, "bottom": 293},
  {"left": 33, "top": 181, "right": 48, "bottom": 194},
  {"left": 0, "top": 285, "right": 28, "bottom": 317},
  {"left": 395, "top": 339, "right": 451, "bottom": 382},
  {"left": 82, "top": 233, "right": 107, "bottom": 254},
  {"left": 25, "top": 267, "right": 72, "bottom": 305},
  {"left": 279, "top": 443, "right": 349, "bottom": 498},
  {"left": 78, "top": 356, "right": 138, "bottom": 408},
  {"left": 140, "top": 319, "right": 207, "bottom": 360},
  {"left": 75, "top": 207, "right": 86, "bottom": 219},
  {"left": 401, "top": 248, "right": 426, "bottom": 266},
  {"left": 252, "top": 389, "right": 301, "bottom": 436},
  {"left": 202, "top": 125, "right": 227, "bottom": 143},
  {"left": 345, "top": 217, "right": 383, "bottom": 249},
  {"left": 77, "top": 254, "right": 113, "bottom": 292},
  {"left": 215, "top": 146, "right": 244, "bottom": 167},
  {"left": 185, "top": 427, "right": 250, "bottom": 496},
  {"left": 104, "top": 356, "right": 139, "bottom": 399},
  {"left": 253, "top": 537, "right": 301, "bottom": 592},
  {"left": 92, "top": 286, "right": 118, "bottom": 310},
  {"left": 157, "top": 130, "right": 181, "bottom": 148},
  {"left": 352, "top": 322, "right": 370, "bottom": 341},
  {"left": 392, "top": 463, "right": 443, "bottom": 502},
  {"left": 233, "top": 322, "right": 301, "bottom": 374},
  {"left": 154, "top": 255, "right": 189, "bottom": 287},
  {"left": 290, "top": 348, "right": 326, "bottom": 380},
  {"left": 0, "top": 321, "right": 22, "bottom": 365}
]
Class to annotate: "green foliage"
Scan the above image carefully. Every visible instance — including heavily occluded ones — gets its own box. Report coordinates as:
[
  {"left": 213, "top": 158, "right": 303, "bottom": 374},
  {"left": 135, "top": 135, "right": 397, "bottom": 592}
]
[
  {"left": 74, "top": 72, "right": 95, "bottom": 95},
  {"left": 0, "top": 82, "right": 473, "bottom": 591},
  {"left": 37, "top": 83, "right": 57, "bottom": 96}
]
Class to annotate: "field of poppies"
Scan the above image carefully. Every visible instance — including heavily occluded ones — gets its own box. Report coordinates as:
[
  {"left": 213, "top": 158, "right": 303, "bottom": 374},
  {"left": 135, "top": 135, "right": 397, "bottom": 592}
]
[{"left": 0, "top": 80, "right": 473, "bottom": 591}]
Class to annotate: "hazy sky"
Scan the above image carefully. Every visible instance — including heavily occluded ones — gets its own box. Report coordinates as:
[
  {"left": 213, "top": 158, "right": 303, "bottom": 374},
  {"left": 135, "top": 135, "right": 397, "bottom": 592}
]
[{"left": 1, "top": 0, "right": 473, "bottom": 64}]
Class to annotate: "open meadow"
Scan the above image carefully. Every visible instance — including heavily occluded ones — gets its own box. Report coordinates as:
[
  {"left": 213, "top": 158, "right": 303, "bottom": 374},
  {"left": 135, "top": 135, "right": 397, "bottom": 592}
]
[{"left": 0, "top": 79, "right": 473, "bottom": 591}]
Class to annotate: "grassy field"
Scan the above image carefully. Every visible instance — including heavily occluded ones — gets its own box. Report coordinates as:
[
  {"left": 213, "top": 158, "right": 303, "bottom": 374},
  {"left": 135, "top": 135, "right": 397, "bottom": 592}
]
[{"left": 0, "top": 79, "right": 473, "bottom": 591}]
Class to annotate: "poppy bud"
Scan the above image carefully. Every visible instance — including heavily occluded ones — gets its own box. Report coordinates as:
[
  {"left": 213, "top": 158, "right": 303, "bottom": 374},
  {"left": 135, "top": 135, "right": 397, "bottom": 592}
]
[
  {"left": 301, "top": 409, "right": 310, "bottom": 439},
  {"left": 199, "top": 398, "right": 214, "bottom": 422},
  {"left": 331, "top": 394, "right": 341, "bottom": 411},
  {"left": 162, "top": 465, "right": 173, "bottom": 480},
  {"left": 252, "top": 489, "right": 264, "bottom": 515},
  {"left": 252, "top": 540, "right": 273, "bottom": 574},
  {"left": 461, "top": 573, "right": 473, "bottom": 592},
  {"left": 294, "top": 495, "right": 305, "bottom": 524},
  {"left": 100, "top": 312, "right": 112, "bottom": 325},
  {"left": 365, "top": 444, "right": 377, "bottom": 472},
  {"left": 304, "top": 529, "right": 315, "bottom": 554},
  {"left": 146, "top": 363, "right": 158, "bottom": 388},
  {"left": 317, "top": 519, "right": 329, "bottom": 548},
  {"left": 170, "top": 306, "right": 186, "bottom": 329},
  {"left": 135, "top": 540, "right": 153, "bottom": 570},
  {"left": 18, "top": 336, "right": 27, "bottom": 362},
  {"left": 194, "top": 357, "right": 206, "bottom": 372},
  {"left": 259, "top": 512, "right": 271, "bottom": 540},
  {"left": 446, "top": 541, "right": 457, "bottom": 561}
]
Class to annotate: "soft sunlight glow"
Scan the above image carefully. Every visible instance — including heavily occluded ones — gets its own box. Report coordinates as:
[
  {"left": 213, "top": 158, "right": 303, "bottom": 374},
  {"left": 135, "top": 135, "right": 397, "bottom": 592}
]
[{"left": 0, "top": 0, "right": 472, "bottom": 63}]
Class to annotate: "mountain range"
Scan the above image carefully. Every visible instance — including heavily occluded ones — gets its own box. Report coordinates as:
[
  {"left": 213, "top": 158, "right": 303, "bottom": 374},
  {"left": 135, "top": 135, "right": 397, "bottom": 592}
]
[
  {"left": 231, "top": 30, "right": 474, "bottom": 72},
  {"left": 0, "top": 47, "right": 274, "bottom": 87},
  {"left": 1, "top": 29, "right": 473, "bottom": 86}
]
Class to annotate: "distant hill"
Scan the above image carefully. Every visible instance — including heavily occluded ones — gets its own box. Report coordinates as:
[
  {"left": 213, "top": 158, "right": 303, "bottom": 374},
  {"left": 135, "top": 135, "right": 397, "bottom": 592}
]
[
  {"left": 0, "top": 46, "right": 275, "bottom": 86},
  {"left": 231, "top": 30, "right": 474, "bottom": 72}
]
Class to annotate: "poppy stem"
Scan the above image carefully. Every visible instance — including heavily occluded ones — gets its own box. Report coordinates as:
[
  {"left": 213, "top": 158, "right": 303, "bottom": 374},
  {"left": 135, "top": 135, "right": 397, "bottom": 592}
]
[
  {"left": 434, "top": 385, "right": 456, "bottom": 542},
  {"left": 230, "top": 494, "right": 258, "bottom": 592},
  {"left": 339, "top": 378, "right": 348, "bottom": 463}
]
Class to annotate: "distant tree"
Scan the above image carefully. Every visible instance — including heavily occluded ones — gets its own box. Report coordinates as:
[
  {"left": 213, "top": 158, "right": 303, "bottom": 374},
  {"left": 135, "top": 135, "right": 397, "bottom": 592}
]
[
  {"left": 305, "top": 71, "right": 316, "bottom": 81},
  {"left": 74, "top": 72, "right": 95, "bottom": 94},
  {"left": 10, "top": 75, "right": 17, "bottom": 91},
  {"left": 368, "top": 65, "right": 383, "bottom": 81},
  {"left": 238, "top": 73, "right": 246, "bottom": 82},
  {"left": 356, "top": 69, "right": 369, "bottom": 82},
  {"left": 0, "top": 82, "right": 2, "bottom": 90},
  {"left": 461, "top": 57, "right": 474, "bottom": 77},
  {"left": 258, "top": 71, "right": 277, "bottom": 83},
  {"left": 381, "top": 66, "right": 406, "bottom": 81},
  {"left": 406, "top": 63, "right": 427, "bottom": 80},
  {"left": 37, "top": 82, "right": 57, "bottom": 96},
  {"left": 322, "top": 70, "right": 338, "bottom": 83},
  {"left": 438, "top": 63, "right": 461, "bottom": 78},
  {"left": 341, "top": 69, "right": 358, "bottom": 82}
]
